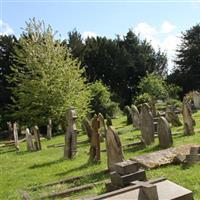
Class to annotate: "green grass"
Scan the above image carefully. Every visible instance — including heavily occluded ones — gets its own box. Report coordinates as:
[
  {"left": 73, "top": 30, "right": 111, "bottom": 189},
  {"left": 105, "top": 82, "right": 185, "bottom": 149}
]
[{"left": 1, "top": 112, "right": 200, "bottom": 199}]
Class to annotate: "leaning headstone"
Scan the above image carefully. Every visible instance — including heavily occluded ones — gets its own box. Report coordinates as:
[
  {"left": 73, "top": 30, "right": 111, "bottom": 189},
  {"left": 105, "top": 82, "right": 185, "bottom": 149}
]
[
  {"left": 89, "top": 114, "right": 101, "bottom": 163},
  {"left": 182, "top": 97, "right": 196, "bottom": 135},
  {"left": 157, "top": 117, "right": 173, "bottom": 149},
  {"left": 82, "top": 118, "right": 93, "bottom": 141},
  {"left": 33, "top": 126, "right": 42, "bottom": 150},
  {"left": 26, "top": 128, "right": 35, "bottom": 152},
  {"left": 13, "top": 122, "right": 19, "bottom": 151},
  {"left": 140, "top": 103, "right": 154, "bottom": 145},
  {"left": 131, "top": 105, "right": 140, "bottom": 129},
  {"left": 46, "top": 118, "right": 52, "bottom": 140},
  {"left": 192, "top": 91, "right": 200, "bottom": 109},
  {"left": 64, "top": 108, "right": 77, "bottom": 159},
  {"left": 124, "top": 105, "right": 133, "bottom": 125},
  {"left": 106, "top": 126, "right": 124, "bottom": 171},
  {"left": 165, "top": 106, "right": 182, "bottom": 127}
]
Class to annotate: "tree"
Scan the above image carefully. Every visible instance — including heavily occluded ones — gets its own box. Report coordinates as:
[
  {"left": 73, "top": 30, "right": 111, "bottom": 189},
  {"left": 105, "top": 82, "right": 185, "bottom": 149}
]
[
  {"left": 8, "top": 19, "right": 91, "bottom": 126},
  {"left": 171, "top": 23, "right": 200, "bottom": 94}
]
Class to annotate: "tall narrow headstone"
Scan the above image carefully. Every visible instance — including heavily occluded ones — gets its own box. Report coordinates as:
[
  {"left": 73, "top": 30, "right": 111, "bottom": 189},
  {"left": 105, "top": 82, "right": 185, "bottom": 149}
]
[
  {"left": 47, "top": 118, "right": 52, "bottom": 140},
  {"left": 13, "top": 122, "right": 19, "bottom": 151},
  {"left": 182, "top": 97, "right": 196, "bottom": 135},
  {"left": 64, "top": 108, "right": 77, "bottom": 159},
  {"left": 165, "top": 105, "right": 182, "bottom": 127},
  {"left": 124, "top": 106, "right": 133, "bottom": 125},
  {"left": 26, "top": 128, "right": 35, "bottom": 151},
  {"left": 131, "top": 105, "right": 140, "bottom": 129},
  {"left": 106, "top": 126, "right": 124, "bottom": 171},
  {"left": 33, "top": 126, "right": 42, "bottom": 150},
  {"left": 140, "top": 103, "right": 154, "bottom": 145},
  {"left": 82, "top": 118, "right": 93, "bottom": 141},
  {"left": 89, "top": 114, "right": 101, "bottom": 163},
  {"left": 7, "top": 122, "right": 13, "bottom": 140},
  {"left": 157, "top": 117, "right": 173, "bottom": 148}
]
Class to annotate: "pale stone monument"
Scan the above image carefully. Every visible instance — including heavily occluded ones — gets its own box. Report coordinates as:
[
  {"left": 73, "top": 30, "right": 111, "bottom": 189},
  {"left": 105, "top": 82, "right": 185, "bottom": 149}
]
[
  {"left": 47, "top": 118, "right": 52, "bottom": 139},
  {"left": 131, "top": 105, "right": 140, "bottom": 129},
  {"left": 13, "top": 122, "right": 19, "bottom": 151},
  {"left": 140, "top": 103, "right": 154, "bottom": 145},
  {"left": 165, "top": 106, "right": 182, "bottom": 127},
  {"left": 192, "top": 91, "right": 200, "bottom": 109},
  {"left": 33, "top": 126, "right": 42, "bottom": 150},
  {"left": 26, "top": 128, "right": 35, "bottom": 152},
  {"left": 157, "top": 117, "right": 173, "bottom": 148},
  {"left": 64, "top": 108, "right": 77, "bottom": 159}
]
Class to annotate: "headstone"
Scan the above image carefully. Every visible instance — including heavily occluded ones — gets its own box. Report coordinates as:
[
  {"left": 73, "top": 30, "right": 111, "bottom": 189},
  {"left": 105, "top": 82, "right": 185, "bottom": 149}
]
[
  {"left": 47, "top": 118, "right": 52, "bottom": 140},
  {"left": 89, "top": 114, "right": 101, "bottom": 163},
  {"left": 124, "top": 105, "right": 132, "bottom": 125},
  {"left": 192, "top": 91, "right": 200, "bottom": 109},
  {"left": 149, "top": 98, "right": 157, "bottom": 118},
  {"left": 157, "top": 117, "right": 173, "bottom": 149},
  {"left": 182, "top": 97, "right": 196, "bottom": 135},
  {"left": 186, "top": 146, "right": 200, "bottom": 165},
  {"left": 98, "top": 113, "right": 106, "bottom": 141},
  {"left": 165, "top": 106, "right": 182, "bottom": 127},
  {"left": 82, "top": 118, "right": 93, "bottom": 141},
  {"left": 64, "top": 108, "right": 77, "bottom": 159},
  {"left": 131, "top": 105, "right": 140, "bottom": 129},
  {"left": 13, "top": 122, "right": 19, "bottom": 151},
  {"left": 26, "top": 128, "right": 35, "bottom": 152},
  {"left": 33, "top": 126, "right": 42, "bottom": 151},
  {"left": 7, "top": 122, "right": 13, "bottom": 140},
  {"left": 106, "top": 126, "right": 124, "bottom": 171},
  {"left": 140, "top": 103, "right": 154, "bottom": 145}
]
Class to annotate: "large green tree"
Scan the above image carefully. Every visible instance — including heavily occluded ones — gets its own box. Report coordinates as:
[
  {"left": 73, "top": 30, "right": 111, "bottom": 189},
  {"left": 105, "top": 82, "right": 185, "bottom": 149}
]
[
  {"left": 170, "top": 23, "right": 200, "bottom": 94},
  {"left": 8, "top": 19, "right": 91, "bottom": 126}
]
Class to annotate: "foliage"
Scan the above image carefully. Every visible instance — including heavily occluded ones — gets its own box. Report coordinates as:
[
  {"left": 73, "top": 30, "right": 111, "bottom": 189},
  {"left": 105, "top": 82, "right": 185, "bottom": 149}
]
[
  {"left": 166, "top": 98, "right": 182, "bottom": 108},
  {"left": 134, "top": 92, "right": 152, "bottom": 106},
  {"left": 8, "top": 19, "right": 91, "bottom": 126},
  {"left": 170, "top": 23, "right": 200, "bottom": 95},
  {"left": 89, "top": 81, "right": 119, "bottom": 117}
]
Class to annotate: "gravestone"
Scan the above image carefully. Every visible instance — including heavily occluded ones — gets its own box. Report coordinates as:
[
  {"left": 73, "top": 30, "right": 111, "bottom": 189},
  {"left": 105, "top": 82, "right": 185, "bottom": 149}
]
[
  {"left": 106, "top": 126, "right": 124, "bottom": 171},
  {"left": 26, "top": 128, "right": 35, "bottom": 152},
  {"left": 165, "top": 105, "right": 182, "bottom": 127},
  {"left": 124, "top": 106, "right": 133, "bottom": 125},
  {"left": 7, "top": 122, "right": 13, "bottom": 140},
  {"left": 186, "top": 146, "right": 200, "bottom": 165},
  {"left": 192, "top": 91, "right": 200, "bottom": 109},
  {"left": 47, "top": 118, "right": 52, "bottom": 139},
  {"left": 140, "top": 103, "right": 154, "bottom": 145},
  {"left": 13, "top": 122, "right": 19, "bottom": 151},
  {"left": 64, "top": 108, "right": 77, "bottom": 159},
  {"left": 33, "top": 126, "right": 42, "bottom": 151},
  {"left": 157, "top": 117, "right": 173, "bottom": 149},
  {"left": 82, "top": 118, "right": 93, "bottom": 141},
  {"left": 89, "top": 114, "right": 101, "bottom": 163},
  {"left": 131, "top": 105, "right": 140, "bottom": 129},
  {"left": 182, "top": 97, "right": 196, "bottom": 135},
  {"left": 98, "top": 113, "right": 106, "bottom": 141}
]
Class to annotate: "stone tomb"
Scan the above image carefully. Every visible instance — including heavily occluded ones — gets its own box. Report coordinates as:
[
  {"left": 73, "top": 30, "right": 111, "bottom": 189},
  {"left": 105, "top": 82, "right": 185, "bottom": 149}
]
[{"left": 89, "top": 178, "right": 193, "bottom": 200}]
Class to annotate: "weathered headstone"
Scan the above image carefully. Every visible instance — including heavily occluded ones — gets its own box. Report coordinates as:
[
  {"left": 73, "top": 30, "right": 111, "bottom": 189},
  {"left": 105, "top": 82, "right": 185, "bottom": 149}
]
[
  {"left": 7, "top": 122, "right": 13, "bottom": 140},
  {"left": 140, "top": 103, "right": 154, "bottom": 145},
  {"left": 186, "top": 146, "right": 200, "bottom": 165},
  {"left": 182, "top": 97, "right": 196, "bottom": 135},
  {"left": 131, "top": 105, "right": 140, "bottom": 129},
  {"left": 98, "top": 113, "right": 106, "bottom": 141},
  {"left": 106, "top": 126, "right": 124, "bottom": 171},
  {"left": 47, "top": 118, "right": 52, "bottom": 140},
  {"left": 26, "top": 128, "right": 35, "bottom": 152},
  {"left": 149, "top": 98, "right": 157, "bottom": 118},
  {"left": 13, "top": 122, "right": 19, "bottom": 151},
  {"left": 89, "top": 114, "right": 101, "bottom": 163},
  {"left": 192, "top": 91, "right": 200, "bottom": 109},
  {"left": 157, "top": 117, "right": 173, "bottom": 149},
  {"left": 33, "top": 126, "right": 42, "bottom": 150},
  {"left": 64, "top": 108, "right": 77, "bottom": 159},
  {"left": 165, "top": 106, "right": 182, "bottom": 127},
  {"left": 82, "top": 118, "right": 93, "bottom": 141},
  {"left": 124, "top": 105, "right": 133, "bottom": 125}
]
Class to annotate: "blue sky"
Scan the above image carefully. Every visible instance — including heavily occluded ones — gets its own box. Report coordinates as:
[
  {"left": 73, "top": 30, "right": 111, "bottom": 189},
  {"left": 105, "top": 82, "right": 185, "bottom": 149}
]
[{"left": 1, "top": 0, "right": 200, "bottom": 71}]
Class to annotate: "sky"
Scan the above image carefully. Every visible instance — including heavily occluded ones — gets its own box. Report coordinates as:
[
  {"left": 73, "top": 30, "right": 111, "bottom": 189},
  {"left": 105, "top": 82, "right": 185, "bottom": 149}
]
[{"left": 1, "top": 0, "right": 200, "bottom": 72}]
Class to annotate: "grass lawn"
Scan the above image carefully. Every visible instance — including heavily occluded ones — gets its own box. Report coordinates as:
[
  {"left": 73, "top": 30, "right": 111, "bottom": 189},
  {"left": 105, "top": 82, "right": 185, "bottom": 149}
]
[{"left": 1, "top": 111, "right": 200, "bottom": 199}]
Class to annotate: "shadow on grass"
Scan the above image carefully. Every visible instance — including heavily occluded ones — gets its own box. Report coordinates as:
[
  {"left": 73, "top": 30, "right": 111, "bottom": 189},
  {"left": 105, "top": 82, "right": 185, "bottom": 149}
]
[
  {"left": 123, "top": 144, "right": 145, "bottom": 153},
  {"left": 0, "top": 148, "right": 16, "bottom": 154},
  {"left": 56, "top": 161, "right": 99, "bottom": 176},
  {"left": 29, "top": 158, "right": 65, "bottom": 169}
]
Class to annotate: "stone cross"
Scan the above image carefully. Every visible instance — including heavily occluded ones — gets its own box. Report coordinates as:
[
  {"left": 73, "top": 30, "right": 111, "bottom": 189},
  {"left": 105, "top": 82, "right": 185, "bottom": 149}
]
[
  {"left": 157, "top": 117, "right": 173, "bottom": 148},
  {"left": 47, "top": 118, "right": 52, "bottom": 140},
  {"left": 106, "top": 126, "right": 124, "bottom": 171},
  {"left": 26, "top": 128, "right": 35, "bottom": 152},
  {"left": 140, "top": 103, "right": 154, "bottom": 145},
  {"left": 131, "top": 105, "right": 140, "bottom": 129},
  {"left": 182, "top": 97, "right": 196, "bottom": 135},
  {"left": 89, "top": 114, "right": 101, "bottom": 163},
  {"left": 64, "top": 108, "right": 77, "bottom": 159},
  {"left": 165, "top": 105, "right": 182, "bottom": 127},
  {"left": 33, "top": 126, "right": 42, "bottom": 150},
  {"left": 13, "top": 122, "right": 19, "bottom": 151}
]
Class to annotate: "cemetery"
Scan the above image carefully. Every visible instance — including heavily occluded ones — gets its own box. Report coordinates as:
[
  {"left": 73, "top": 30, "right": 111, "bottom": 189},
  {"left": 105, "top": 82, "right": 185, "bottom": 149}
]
[{"left": 1, "top": 8, "right": 200, "bottom": 200}]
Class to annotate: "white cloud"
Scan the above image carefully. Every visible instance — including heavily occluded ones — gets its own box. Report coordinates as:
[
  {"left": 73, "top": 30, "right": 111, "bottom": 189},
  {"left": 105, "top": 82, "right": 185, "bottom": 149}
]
[
  {"left": 82, "top": 31, "right": 97, "bottom": 40},
  {"left": 133, "top": 21, "right": 180, "bottom": 72},
  {"left": 0, "top": 20, "right": 14, "bottom": 36},
  {"left": 161, "top": 21, "right": 176, "bottom": 34}
]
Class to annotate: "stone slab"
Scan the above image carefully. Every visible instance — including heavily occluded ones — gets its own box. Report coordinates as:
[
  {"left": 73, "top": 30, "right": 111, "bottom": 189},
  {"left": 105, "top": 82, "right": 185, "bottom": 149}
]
[
  {"left": 88, "top": 179, "right": 193, "bottom": 200},
  {"left": 114, "top": 160, "right": 138, "bottom": 175},
  {"left": 131, "top": 144, "right": 200, "bottom": 169}
]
